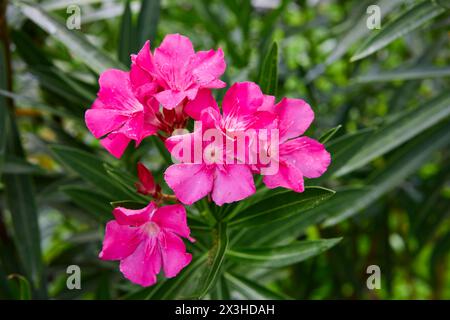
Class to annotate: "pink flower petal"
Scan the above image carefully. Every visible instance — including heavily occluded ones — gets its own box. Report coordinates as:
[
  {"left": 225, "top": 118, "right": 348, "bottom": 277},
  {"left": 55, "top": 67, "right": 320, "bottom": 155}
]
[
  {"left": 184, "top": 89, "right": 219, "bottom": 120},
  {"left": 191, "top": 48, "right": 226, "bottom": 88},
  {"left": 275, "top": 98, "right": 314, "bottom": 142},
  {"left": 159, "top": 231, "right": 192, "bottom": 278},
  {"left": 152, "top": 204, "right": 193, "bottom": 241},
  {"left": 100, "top": 133, "right": 131, "bottom": 158},
  {"left": 222, "top": 82, "right": 265, "bottom": 118},
  {"left": 280, "top": 137, "right": 331, "bottom": 178},
  {"left": 99, "top": 221, "right": 142, "bottom": 260},
  {"left": 164, "top": 163, "right": 214, "bottom": 205},
  {"left": 119, "top": 238, "right": 161, "bottom": 287},
  {"left": 84, "top": 107, "right": 128, "bottom": 138},
  {"left": 154, "top": 89, "right": 187, "bottom": 109},
  {"left": 113, "top": 202, "right": 156, "bottom": 226},
  {"left": 97, "top": 69, "right": 140, "bottom": 111},
  {"left": 262, "top": 160, "right": 305, "bottom": 193},
  {"left": 211, "top": 164, "right": 256, "bottom": 206}
]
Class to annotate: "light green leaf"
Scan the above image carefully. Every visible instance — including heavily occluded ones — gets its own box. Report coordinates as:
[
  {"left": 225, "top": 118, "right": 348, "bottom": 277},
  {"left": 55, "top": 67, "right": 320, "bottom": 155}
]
[
  {"left": 335, "top": 92, "right": 450, "bottom": 177},
  {"left": 225, "top": 272, "right": 289, "bottom": 300},
  {"left": 228, "top": 238, "right": 341, "bottom": 268},
  {"left": 324, "top": 120, "right": 450, "bottom": 226},
  {"left": 16, "top": 1, "right": 124, "bottom": 74},
  {"left": 258, "top": 41, "right": 278, "bottom": 96},
  {"left": 227, "top": 187, "right": 335, "bottom": 228},
  {"left": 354, "top": 66, "right": 450, "bottom": 83},
  {"left": 351, "top": 1, "right": 446, "bottom": 61}
]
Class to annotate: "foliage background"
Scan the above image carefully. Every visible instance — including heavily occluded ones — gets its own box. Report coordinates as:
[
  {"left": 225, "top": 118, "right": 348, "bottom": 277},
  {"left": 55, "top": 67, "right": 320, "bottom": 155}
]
[{"left": 0, "top": 0, "right": 449, "bottom": 299}]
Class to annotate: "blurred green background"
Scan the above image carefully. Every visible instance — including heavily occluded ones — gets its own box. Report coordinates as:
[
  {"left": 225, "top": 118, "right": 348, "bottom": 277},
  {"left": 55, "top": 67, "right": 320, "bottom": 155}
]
[{"left": 0, "top": 0, "right": 449, "bottom": 299}]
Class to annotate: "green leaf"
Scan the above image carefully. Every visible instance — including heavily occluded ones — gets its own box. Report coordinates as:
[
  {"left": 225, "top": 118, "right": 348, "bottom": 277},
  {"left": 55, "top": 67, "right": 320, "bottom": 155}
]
[
  {"left": 16, "top": 1, "right": 124, "bottom": 74},
  {"left": 198, "top": 222, "right": 228, "bottom": 298},
  {"left": 50, "top": 145, "right": 134, "bottom": 200},
  {"left": 118, "top": 0, "right": 134, "bottom": 65},
  {"left": 147, "top": 254, "right": 208, "bottom": 299},
  {"left": 258, "top": 41, "right": 278, "bottom": 96},
  {"left": 152, "top": 136, "right": 172, "bottom": 164},
  {"left": 1, "top": 38, "right": 45, "bottom": 297},
  {"left": 228, "top": 238, "right": 341, "bottom": 268},
  {"left": 354, "top": 66, "right": 450, "bottom": 83},
  {"left": 319, "top": 125, "right": 342, "bottom": 144},
  {"left": 0, "top": 43, "right": 8, "bottom": 176},
  {"left": 235, "top": 187, "right": 367, "bottom": 247},
  {"left": 351, "top": 1, "right": 446, "bottom": 61},
  {"left": 61, "top": 186, "right": 112, "bottom": 223},
  {"left": 137, "top": 0, "right": 161, "bottom": 46},
  {"left": 323, "top": 120, "right": 450, "bottom": 227},
  {"left": 7, "top": 274, "right": 32, "bottom": 300},
  {"left": 227, "top": 187, "right": 335, "bottom": 228},
  {"left": 306, "top": 0, "right": 402, "bottom": 81},
  {"left": 224, "top": 272, "right": 289, "bottom": 300},
  {"left": 335, "top": 92, "right": 450, "bottom": 177}
]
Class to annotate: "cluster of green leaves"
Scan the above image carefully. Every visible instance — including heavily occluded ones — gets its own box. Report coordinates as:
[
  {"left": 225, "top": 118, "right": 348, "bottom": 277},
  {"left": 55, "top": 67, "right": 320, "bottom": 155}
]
[{"left": 0, "top": 0, "right": 448, "bottom": 299}]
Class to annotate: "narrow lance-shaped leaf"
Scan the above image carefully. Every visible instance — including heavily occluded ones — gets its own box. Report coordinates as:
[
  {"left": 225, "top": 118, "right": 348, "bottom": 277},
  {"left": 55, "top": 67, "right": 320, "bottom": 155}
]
[
  {"left": 335, "top": 92, "right": 450, "bottom": 177},
  {"left": 16, "top": 1, "right": 124, "bottom": 74},
  {"left": 258, "top": 41, "right": 278, "bottom": 96},
  {"left": 118, "top": 0, "right": 135, "bottom": 65},
  {"left": 1, "top": 31, "right": 45, "bottom": 297},
  {"left": 198, "top": 222, "right": 228, "bottom": 298},
  {"left": 351, "top": 1, "right": 446, "bottom": 61},
  {"left": 224, "top": 272, "right": 290, "bottom": 300},
  {"left": 136, "top": 0, "right": 161, "bottom": 47},
  {"left": 147, "top": 254, "right": 208, "bottom": 299},
  {"left": 226, "top": 187, "right": 335, "bottom": 228},
  {"left": 353, "top": 66, "right": 450, "bottom": 83},
  {"left": 306, "top": 0, "right": 402, "bottom": 82},
  {"left": 0, "top": 43, "right": 8, "bottom": 175},
  {"left": 61, "top": 186, "right": 113, "bottom": 223},
  {"left": 323, "top": 120, "right": 450, "bottom": 227},
  {"left": 50, "top": 145, "right": 135, "bottom": 201},
  {"left": 228, "top": 238, "right": 341, "bottom": 268}
]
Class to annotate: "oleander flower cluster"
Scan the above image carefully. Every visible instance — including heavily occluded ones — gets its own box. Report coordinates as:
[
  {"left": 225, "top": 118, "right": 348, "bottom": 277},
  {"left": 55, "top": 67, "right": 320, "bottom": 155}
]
[{"left": 85, "top": 34, "right": 331, "bottom": 287}]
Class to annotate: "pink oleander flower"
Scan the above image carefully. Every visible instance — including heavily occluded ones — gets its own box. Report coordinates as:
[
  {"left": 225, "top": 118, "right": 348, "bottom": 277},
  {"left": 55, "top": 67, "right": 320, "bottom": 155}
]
[
  {"left": 85, "top": 69, "right": 160, "bottom": 158},
  {"left": 132, "top": 34, "right": 226, "bottom": 110},
  {"left": 260, "top": 98, "right": 331, "bottom": 192},
  {"left": 99, "top": 202, "right": 194, "bottom": 287},
  {"left": 164, "top": 82, "right": 276, "bottom": 206}
]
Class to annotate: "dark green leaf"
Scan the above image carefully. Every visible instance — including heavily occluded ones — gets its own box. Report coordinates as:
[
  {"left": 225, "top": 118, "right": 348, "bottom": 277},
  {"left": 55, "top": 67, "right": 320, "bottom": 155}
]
[
  {"left": 335, "top": 92, "right": 450, "bottom": 177},
  {"left": 324, "top": 120, "right": 450, "bottom": 226},
  {"left": 198, "top": 222, "right": 228, "bottom": 298},
  {"left": 137, "top": 0, "right": 161, "bottom": 47},
  {"left": 227, "top": 187, "right": 335, "bottom": 228},
  {"left": 50, "top": 145, "right": 134, "bottom": 200},
  {"left": 17, "top": 1, "right": 124, "bottom": 74},
  {"left": 225, "top": 272, "right": 290, "bottom": 300},
  {"left": 228, "top": 238, "right": 341, "bottom": 268},
  {"left": 118, "top": 0, "right": 134, "bottom": 65}
]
